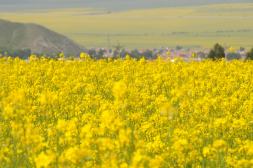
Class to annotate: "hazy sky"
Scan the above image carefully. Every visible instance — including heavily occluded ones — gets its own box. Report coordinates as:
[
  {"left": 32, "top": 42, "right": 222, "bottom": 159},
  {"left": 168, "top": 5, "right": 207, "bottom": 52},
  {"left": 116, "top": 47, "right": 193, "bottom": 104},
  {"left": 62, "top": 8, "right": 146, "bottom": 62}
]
[{"left": 0, "top": 0, "right": 252, "bottom": 11}]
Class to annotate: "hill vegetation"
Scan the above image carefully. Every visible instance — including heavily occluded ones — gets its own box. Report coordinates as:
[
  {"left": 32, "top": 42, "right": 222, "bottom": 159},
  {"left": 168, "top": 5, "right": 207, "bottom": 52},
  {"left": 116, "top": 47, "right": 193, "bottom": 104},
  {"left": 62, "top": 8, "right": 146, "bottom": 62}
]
[
  {"left": 1, "top": 3, "right": 252, "bottom": 48},
  {"left": 0, "top": 0, "right": 252, "bottom": 11}
]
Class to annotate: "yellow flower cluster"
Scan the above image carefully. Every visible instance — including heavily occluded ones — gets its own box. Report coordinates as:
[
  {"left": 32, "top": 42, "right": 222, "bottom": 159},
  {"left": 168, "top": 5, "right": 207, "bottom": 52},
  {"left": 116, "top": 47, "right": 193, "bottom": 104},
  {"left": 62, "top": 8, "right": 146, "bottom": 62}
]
[{"left": 0, "top": 57, "right": 252, "bottom": 168}]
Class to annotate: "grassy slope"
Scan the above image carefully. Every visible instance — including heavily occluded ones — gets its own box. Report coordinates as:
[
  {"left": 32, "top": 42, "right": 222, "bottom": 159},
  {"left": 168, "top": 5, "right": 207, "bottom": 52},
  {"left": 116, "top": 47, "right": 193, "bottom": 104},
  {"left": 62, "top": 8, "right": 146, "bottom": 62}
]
[{"left": 0, "top": 3, "right": 253, "bottom": 49}]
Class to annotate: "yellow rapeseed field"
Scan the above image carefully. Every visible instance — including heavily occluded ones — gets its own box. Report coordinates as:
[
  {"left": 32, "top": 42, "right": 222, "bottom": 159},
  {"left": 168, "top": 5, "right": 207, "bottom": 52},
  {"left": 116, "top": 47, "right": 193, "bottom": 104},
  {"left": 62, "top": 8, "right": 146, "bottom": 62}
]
[{"left": 0, "top": 56, "right": 252, "bottom": 168}]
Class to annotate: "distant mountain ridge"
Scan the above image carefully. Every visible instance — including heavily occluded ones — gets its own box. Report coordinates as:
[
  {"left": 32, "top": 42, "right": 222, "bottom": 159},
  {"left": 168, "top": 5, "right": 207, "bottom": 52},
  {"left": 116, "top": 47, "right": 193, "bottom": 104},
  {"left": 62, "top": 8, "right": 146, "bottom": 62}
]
[
  {"left": 0, "top": 0, "right": 252, "bottom": 11},
  {"left": 0, "top": 19, "right": 83, "bottom": 55}
]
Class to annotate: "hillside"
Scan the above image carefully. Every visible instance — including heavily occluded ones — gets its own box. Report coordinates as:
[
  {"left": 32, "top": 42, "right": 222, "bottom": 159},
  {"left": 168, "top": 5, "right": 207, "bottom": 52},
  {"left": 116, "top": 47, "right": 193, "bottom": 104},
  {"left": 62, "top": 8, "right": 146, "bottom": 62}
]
[
  {"left": 1, "top": 3, "right": 252, "bottom": 49},
  {"left": 0, "top": 0, "right": 252, "bottom": 11},
  {"left": 0, "top": 19, "right": 83, "bottom": 55}
]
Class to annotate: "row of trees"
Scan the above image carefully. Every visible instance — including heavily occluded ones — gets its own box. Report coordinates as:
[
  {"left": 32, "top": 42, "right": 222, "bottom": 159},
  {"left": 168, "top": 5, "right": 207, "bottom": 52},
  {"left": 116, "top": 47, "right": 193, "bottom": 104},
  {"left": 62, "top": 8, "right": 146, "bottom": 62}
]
[
  {"left": 0, "top": 48, "right": 69, "bottom": 59},
  {"left": 0, "top": 48, "right": 31, "bottom": 59},
  {"left": 85, "top": 48, "right": 158, "bottom": 60},
  {"left": 208, "top": 43, "right": 253, "bottom": 60},
  {"left": 1, "top": 44, "right": 253, "bottom": 61}
]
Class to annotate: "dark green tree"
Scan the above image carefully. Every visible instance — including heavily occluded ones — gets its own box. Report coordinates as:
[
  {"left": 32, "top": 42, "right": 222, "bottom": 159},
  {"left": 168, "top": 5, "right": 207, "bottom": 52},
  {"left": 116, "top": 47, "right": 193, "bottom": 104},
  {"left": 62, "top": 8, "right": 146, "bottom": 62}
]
[
  {"left": 130, "top": 49, "right": 141, "bottom": 59},
  {"left": 246, "top": 48, "right": 253, "bottom": 60},
  {"left": 208, "top": 43, "right": 225, "bottom": 60}
]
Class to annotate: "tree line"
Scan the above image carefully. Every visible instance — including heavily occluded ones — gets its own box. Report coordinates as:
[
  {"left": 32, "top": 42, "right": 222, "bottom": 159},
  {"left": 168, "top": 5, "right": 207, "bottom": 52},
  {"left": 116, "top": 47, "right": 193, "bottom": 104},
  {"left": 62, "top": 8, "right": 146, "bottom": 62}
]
[
  {"left": 1, "top": 44, "right": 253, "bottom": 61},
  {"left": 208, "top": 43, "right": 253, "bottom": 60}
]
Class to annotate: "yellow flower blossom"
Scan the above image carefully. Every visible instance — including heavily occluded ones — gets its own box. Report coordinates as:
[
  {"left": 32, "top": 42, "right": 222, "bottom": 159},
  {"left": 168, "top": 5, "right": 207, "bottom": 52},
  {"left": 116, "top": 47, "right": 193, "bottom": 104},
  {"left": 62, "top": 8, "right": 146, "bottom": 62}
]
[
  {"left": 0, "top": 57, "right": 252, "bottom": 167},
  {"left": 35, "top": 152, "right": 54, "bottom": 168}
]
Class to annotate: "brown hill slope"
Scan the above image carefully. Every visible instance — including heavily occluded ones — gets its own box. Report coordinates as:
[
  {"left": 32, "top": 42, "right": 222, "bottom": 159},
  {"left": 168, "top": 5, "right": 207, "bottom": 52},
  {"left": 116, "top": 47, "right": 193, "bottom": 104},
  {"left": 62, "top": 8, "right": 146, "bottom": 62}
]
[{"left": 0, "top": 19, "right": 84, "bottom": 55}]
